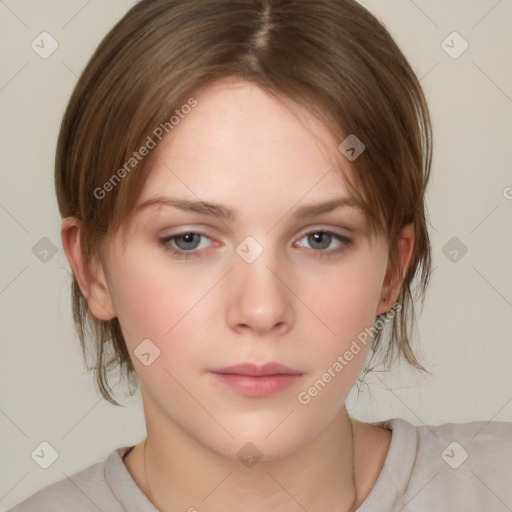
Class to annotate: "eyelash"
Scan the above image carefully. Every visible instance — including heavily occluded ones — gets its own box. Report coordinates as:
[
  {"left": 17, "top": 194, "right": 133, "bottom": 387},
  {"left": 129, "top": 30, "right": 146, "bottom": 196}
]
[{"left": 158, "top": 230, "right": 352, "bottom": 260}]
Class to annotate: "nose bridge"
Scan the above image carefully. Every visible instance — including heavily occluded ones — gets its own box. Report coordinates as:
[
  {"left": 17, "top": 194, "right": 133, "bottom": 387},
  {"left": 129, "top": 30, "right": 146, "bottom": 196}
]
[{"left": 226, "top": 235, "right": 293, "bottom": 333}]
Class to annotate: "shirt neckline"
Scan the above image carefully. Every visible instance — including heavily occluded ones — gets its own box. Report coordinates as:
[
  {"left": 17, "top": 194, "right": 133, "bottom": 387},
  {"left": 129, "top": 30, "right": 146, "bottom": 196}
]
[{"left": 105, "top": 417, "right": 417, "bottom": 511}]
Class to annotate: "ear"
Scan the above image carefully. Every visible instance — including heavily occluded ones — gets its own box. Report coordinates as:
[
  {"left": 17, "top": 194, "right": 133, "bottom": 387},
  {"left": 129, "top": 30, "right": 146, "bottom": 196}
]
[
  {"left": 61, "top": 217, "right": 116, "bottom": 321},
  {"left": 376, "top": 223, "right": 415, "bottom": 315}
]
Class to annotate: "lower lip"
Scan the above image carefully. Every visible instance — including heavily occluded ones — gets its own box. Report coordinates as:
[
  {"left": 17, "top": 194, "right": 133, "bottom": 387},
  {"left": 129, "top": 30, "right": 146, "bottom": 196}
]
[{"left": 211, "top": 372, "right": 302, "bottom": 397}]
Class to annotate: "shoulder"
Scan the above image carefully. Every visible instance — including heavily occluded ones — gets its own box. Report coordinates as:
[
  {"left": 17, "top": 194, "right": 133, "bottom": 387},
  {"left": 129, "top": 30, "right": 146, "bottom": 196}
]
[
  {"left": 379, "top": 416, "right": 512, "bottom": 460},
  {"left": 412, "top": 418, "right": 512, "bottom": 471},
  {"left": 362, "top": 418, "right": 512, "bottom": 511},
  {"left": 6, "top": 447, "right": 132, "bottom": 512}
]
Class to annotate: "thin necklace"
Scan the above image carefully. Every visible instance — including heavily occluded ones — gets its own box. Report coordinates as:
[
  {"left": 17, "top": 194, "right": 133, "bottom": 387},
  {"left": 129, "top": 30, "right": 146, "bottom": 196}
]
[
  {"left": 143, "top": 414, "right": 358, "bottom": 511},
  {"left": 143, "top": 437, "right": 153, "bottom": 506}
]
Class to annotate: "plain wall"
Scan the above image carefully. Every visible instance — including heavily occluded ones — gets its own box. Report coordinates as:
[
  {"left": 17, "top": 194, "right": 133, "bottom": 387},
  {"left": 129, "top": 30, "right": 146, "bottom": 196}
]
[{"left": 1, "top": 0, "right": 511, "bottom": 509}]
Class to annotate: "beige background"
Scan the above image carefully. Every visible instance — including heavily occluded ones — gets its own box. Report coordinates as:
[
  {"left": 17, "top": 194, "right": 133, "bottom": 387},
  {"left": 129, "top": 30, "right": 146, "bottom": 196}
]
[{"left": 1, "top": 0, "right": 511, "bottom": 509}]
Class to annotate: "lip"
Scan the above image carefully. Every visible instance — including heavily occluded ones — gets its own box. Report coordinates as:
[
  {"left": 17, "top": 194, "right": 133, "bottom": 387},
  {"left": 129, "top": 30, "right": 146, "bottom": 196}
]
[
  {"left": 212, "top": 362, "right": 302, "bottom": 376},
  {"left": 210, "top": 363, "right": 303, "bottom": 397}
]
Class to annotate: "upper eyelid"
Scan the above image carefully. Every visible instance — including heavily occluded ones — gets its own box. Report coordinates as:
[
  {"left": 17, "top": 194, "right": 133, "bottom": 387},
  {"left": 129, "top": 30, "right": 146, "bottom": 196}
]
[
  {"left": 147, "top": 205, "right": 364, "bottom": 233},
  {"left": 163, "top": 226, "right": 351, "bottom": 238},
  {"left": 298, "top": 226, "right": 352, "bottom": 238}
]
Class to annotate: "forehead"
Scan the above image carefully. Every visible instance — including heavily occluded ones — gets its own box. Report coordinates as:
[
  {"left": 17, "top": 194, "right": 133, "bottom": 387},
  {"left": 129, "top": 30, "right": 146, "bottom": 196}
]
[{"left": 136, "top": 79, "right": 355, "bottom": 209}]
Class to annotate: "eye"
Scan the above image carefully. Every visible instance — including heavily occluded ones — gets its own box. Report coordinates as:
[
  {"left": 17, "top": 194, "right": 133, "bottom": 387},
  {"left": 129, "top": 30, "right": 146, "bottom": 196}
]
[
  {"left": 159, "top": 231, "right": 213, "bottom": 258},
  {"left": 159, "top": 229, "right": 352, "bottom": 260},
  {"left": 295, "top": 230, "right": 352, "bottom": 257}
]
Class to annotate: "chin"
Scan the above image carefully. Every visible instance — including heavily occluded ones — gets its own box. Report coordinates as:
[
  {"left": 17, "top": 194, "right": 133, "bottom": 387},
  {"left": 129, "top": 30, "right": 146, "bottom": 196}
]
[{"left": 201, "top": 414, "right": 315, "bottom": 464}]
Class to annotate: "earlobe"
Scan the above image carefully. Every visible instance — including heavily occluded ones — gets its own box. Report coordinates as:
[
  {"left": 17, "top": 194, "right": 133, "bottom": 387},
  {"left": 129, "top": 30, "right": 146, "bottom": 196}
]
[
  {"left": 377, "top": 223, "right": 415, "bottom": 315},
  {"left": 61, "top": 217, "right": 117, "bottom": 321}
]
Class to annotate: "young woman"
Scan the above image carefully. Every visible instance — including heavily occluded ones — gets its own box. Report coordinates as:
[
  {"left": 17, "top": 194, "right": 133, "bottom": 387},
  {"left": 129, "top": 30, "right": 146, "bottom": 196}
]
[{"left": 8, "top": 0, "right": 511, "bottom": 511}]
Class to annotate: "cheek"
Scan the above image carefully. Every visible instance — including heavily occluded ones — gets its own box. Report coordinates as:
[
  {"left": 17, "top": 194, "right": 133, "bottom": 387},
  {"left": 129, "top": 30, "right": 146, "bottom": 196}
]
[
  {"left": 108, "top": 247, "right": 228, "bottom": 392},
  {"left": 300, "top": 252, "right": 386, "bottom": 345},
  {"left": 107, "top": 260, "right": 205, "bottom": 403},
  {"left": 107, "top": 247, "right": 206, "bottom": 350},
  {"left": 293, "top": 259, "right": 385, "bottom": 413}
]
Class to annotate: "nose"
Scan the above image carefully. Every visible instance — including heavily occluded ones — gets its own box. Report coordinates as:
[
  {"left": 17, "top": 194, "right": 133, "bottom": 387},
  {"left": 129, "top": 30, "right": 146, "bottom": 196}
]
[{"left": 225, "top": 246, "right": 294, "bottom": 336}]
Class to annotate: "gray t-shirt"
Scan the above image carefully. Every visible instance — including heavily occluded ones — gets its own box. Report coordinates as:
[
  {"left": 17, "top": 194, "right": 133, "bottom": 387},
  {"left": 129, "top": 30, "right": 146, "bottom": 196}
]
[{"left": 7, "top": 418, "right": 512, "bottom": 511}]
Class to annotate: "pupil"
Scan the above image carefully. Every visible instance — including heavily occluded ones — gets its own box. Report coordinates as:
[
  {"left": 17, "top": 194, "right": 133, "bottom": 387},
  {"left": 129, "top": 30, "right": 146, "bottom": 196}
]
[{"left": 310, "top": 232, "right": 330, "bottom": 249}]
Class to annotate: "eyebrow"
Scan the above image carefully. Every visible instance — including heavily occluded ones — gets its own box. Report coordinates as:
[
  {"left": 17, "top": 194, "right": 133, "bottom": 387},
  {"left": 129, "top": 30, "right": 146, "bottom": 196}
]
[{"left": 135, "top": 195, "right": 362, "bottom": 220}]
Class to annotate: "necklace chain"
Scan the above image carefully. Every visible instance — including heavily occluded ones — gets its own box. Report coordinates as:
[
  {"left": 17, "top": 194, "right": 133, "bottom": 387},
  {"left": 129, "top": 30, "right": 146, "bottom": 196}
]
[
  {"left": 143, "top": 437, "right": 153, "bottom": 505},
  {"left": 143, "top": 413, "right": 357, "bottom": 511}
]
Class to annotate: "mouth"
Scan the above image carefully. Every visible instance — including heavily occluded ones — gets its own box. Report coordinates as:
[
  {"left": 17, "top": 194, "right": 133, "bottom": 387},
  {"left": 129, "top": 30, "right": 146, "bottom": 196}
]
[{"left": 210, "top": 362, "right": 304, "bottom": 397}]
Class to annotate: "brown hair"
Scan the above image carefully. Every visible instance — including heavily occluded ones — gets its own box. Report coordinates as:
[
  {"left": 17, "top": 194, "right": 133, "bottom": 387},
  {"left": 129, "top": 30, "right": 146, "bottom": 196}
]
[{"left": 56, "top": 0, "right": 432, "bottom": 406}]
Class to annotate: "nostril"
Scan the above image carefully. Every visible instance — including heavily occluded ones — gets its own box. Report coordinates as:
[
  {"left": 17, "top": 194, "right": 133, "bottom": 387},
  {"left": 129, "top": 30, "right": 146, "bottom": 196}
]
[{"left": 274, "top": 321, "right": 287, "bottom": 332}]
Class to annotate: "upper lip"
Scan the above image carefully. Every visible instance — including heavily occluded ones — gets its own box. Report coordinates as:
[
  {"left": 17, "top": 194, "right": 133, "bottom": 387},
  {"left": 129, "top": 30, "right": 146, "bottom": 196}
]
[{"left": 211, "top": 363, "right": 302, "bottom": 376}]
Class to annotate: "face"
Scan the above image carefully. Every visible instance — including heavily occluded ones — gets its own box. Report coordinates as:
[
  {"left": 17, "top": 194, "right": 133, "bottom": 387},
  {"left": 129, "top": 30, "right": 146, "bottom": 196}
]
[{"left": 100, "top": 79, "right": 391, "bottom": 461}]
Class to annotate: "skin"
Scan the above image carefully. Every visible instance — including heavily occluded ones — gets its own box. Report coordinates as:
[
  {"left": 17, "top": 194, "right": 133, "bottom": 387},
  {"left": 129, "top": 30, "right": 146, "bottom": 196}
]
[{"left": 62, "top": 79, "right": 414, "bottom": 511}]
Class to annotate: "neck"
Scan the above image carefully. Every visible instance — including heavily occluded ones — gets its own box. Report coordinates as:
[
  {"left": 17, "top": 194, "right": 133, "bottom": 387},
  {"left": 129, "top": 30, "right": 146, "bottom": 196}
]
[{"left": 139, "top": 406, "right": 359, "bottom": 512}]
